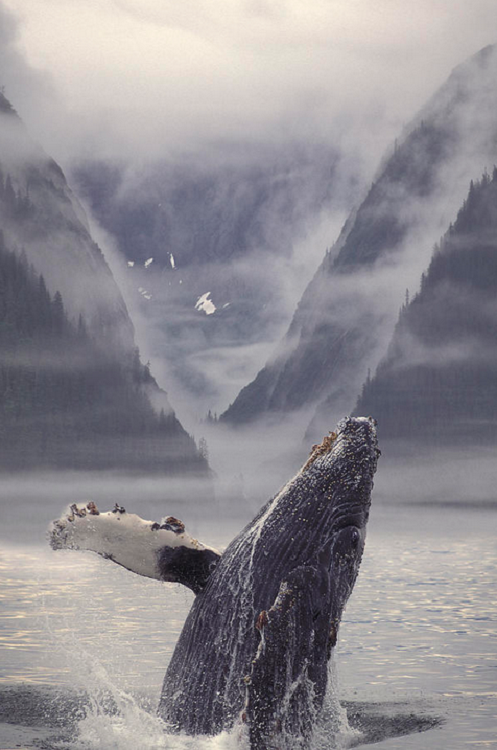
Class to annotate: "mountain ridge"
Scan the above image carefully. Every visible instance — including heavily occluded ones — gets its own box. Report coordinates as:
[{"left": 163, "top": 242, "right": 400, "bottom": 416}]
[
  {"left": 220, "top": 43, "right": 497, "bottom": 437},
  {"left": 0, "top": 90, "right": 208, "bottom": 474},
  {"left": 354, "top": 168, "right": 497, "bottom": 444}
]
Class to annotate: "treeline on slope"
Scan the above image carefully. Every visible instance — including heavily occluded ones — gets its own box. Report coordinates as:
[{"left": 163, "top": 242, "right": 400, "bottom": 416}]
[
  {"left": 0, "top": 164, "right": 33, "bottom": 222},
  {"left": 219, "top": 117, "right": 453, "bottom": 428},
  {"left": 355, "top": 168, "right": 497, "bottom": 444},
  {"left": 0, "top": 231, "right": 208, "bottom": 473},
  {"left": 220, "top": 46, "right": 497, "bottom": 433}
]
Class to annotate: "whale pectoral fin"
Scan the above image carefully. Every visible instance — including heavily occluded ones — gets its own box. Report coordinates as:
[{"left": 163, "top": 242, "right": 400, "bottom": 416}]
[
  {"left": 244, "top": 564, "right": 332, "bottom": 748},
  {"left": 49, "top": 503, "right": 221, "bottom": 593}
]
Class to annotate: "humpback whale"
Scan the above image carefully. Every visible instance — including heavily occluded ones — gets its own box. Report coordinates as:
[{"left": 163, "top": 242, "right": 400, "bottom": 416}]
[{"left": 49, "top": 416, "right": 379, "bottom": 747}]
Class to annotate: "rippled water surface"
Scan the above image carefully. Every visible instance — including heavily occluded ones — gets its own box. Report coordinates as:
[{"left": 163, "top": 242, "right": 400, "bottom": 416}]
[{"left": 0, "top": 475, "right": 496, "bottom": 749}]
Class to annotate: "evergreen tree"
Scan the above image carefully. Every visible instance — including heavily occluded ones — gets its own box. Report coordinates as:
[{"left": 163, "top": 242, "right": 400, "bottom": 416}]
[{"left": 355, "top": 170, "right": 497, "bottom": 444}]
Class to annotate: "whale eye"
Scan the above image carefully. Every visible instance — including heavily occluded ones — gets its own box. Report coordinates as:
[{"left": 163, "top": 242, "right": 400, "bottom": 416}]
[{"left": 351, "top": 529, "right": 360, "bottom": 548}]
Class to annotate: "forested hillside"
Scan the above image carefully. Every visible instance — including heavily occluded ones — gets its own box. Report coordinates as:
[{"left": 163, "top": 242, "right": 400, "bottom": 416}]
[
  {"left": 355, "top": 170, "right": 497, "bottom": 444},
  {"left": 0, "top": 231, "right": 207, "bottom": 472},
  {"left": 0, "top": 91, "right": 208, "bottom": 475},
  {"left": 0, "top": 91, "right": 135, "bottom": 352},
  {"left": 220, "top": 45, "right": 497, "bottom": 437}
]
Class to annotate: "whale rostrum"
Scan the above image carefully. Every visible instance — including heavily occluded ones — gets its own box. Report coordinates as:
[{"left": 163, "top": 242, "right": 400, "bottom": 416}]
[{"left": 49, "top": 416, "right": 379, "bottom": 746}]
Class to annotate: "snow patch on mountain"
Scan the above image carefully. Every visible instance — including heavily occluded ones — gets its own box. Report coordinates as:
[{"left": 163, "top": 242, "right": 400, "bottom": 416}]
[{"left": 195, "top": 292, "right": 216, "bottom": 315}]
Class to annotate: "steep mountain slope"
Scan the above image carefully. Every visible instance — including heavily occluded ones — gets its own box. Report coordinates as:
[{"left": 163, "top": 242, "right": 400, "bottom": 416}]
[
  {"left": 0, "top": 236, "right": 206, "bottom": 471},
  {"left": 0, "top": 92, "right": 207, "bottom": 474},
  {"left": 355, "top": 170, "right": 497, "bottom": 444},
  {"left": 220, "top": 45, "right": 497, "bottom": 434},
  {"left": 0, "top": 92, "right": 134, "bottom": 351},
  {"left": 72, "top": 143, "right": 346, "bottom": 407}
]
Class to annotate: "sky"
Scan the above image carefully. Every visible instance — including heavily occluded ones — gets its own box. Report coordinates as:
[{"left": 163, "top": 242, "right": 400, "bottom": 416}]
[{"left": 1, "top": 0, "right": 496, "bottom": 169}]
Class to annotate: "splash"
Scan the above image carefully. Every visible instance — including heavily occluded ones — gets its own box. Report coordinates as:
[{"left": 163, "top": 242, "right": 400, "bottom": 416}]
[
  {"left": 69, "top": 675, "right": 356, "bottom": 750},
  {"left": 312, "top": 657, "right": 362, "bottom": 749},
  {"left": 46, "top": 635, "right": 244, "bottom": 749}
]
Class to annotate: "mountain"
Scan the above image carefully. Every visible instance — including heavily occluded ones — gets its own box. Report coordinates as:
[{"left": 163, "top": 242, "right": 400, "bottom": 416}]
[
  {"left": 0, "top": 92, "right": 208, "bottom": 474},
  {"left": 0, "top": 92, "right": 134, "bottom": 352},
  {"left": 355, "top": 170, "right": 497, "bottom": 444},
  {"left": 220, "top": 45, "right": 497, "bottom": 435},
  {"left": 71, "top": 142, "right": 345, "bottom": 408}
]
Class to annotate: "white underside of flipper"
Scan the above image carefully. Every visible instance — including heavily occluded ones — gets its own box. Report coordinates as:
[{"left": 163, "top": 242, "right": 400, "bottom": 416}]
[{"left": 49, "top": 503, "right": 219, "bottom": 581}]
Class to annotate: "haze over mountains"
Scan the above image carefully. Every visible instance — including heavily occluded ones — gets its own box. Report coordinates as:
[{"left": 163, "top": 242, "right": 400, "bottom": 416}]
[
  {"left": 71, "top": 43, "right": 497, "bottom": 437},
  {"left": 221, "top": 44, "right": 497, "bottom": 445},
  {"left": 0, "top": 92, "right": 208, "bottom": 474},
  {"left": 0, "top": 92, "right": 133, "bottom": 353},
  {"left": 355, "top": 169, "right": 497, "bottom": 445},
  {"left": 72, "top": 142, "right": 350, "bottom": 415},
  {"left": 1, "top": 30, "right": 497, "bottom": 486}
]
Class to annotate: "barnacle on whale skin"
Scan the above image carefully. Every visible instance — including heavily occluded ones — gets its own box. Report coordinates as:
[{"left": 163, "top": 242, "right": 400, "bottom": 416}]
[
  {"left": 49, "top": 502, "right": 99, "bottom": 550},
  {"left": 302, "top": 431, "right": 338, "bottom": 471}
]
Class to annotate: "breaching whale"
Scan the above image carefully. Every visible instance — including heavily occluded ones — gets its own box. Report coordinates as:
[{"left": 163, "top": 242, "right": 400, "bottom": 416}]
[{"left": 49, "top": 416, "right": 379, "bottom": 747}]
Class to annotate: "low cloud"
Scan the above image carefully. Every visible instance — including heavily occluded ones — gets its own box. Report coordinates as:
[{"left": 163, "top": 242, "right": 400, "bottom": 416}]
[
  {"left": 1, "top": 0, "right": 497, "bottom": 487},
  {"left": 2, "top": 0, "right": 496, "bottom": 173}
]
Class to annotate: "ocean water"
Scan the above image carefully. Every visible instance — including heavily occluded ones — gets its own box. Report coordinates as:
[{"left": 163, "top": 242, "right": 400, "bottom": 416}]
[{"left": 0, "top": 471, "right": 496, "bottom": 749}]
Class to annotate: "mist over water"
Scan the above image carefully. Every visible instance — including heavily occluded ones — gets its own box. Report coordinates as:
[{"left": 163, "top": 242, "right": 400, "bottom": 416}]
[{"left": 0, "top": 471, "right": 223, "bottom": 546}]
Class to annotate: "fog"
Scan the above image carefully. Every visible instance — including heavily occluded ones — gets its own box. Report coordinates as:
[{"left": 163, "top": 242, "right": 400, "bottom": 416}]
[
  {"left": 373, "top": 443, "right": 497, "bottom": 507},
  {"left": 1, "top": 16, "right": 496, "bottom": 750},
  {"left": 2, "top": 440, "right": 496, "bottom": 549},
  {"left": 230, "top": 43, "right": 497, "bottom": 450},
  {"left": 0, "top": 470, "right": 223, "bottom": 545},
  {"left": 95, "top": 199, "right": 349, "bottom": 419},
  {"left": 1, "top": 1, "right": 495, "bottom": 166},
  {"left": 0, "top": 0, "right": 497, "bottom": 499}
]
